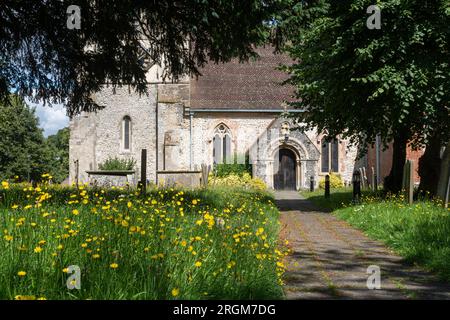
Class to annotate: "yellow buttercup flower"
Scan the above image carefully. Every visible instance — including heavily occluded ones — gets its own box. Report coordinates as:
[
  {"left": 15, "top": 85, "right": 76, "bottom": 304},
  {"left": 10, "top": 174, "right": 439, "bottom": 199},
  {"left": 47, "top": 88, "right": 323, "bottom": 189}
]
[
  {"left": 15, "top": 295, "right": 36, "bottom": 300},
  {"left": 33, "top": 246, "right": 43, "bottom": 253},
  {"left": 192, "top": 199, "right": 198, "bottom": 205},
  {"left": 194, "top": 261, "right": 202, "bottom": 267},
  {"left": 171, "top": 288, "right": 180, "bottom": 297},
  {"left": 17, "top": 271, "right": 27, "bottom": 277},
  {"left": 110, "top": 263, "right": 119, "bottom": 269},
  {"left": 72, "top": 209, "right": 79, "bottom": 215}
]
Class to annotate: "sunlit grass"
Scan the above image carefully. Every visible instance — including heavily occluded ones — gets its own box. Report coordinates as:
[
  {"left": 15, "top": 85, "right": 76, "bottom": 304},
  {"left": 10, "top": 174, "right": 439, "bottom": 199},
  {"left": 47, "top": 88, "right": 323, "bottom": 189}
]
[
  {"left": 303, "top": 187, "right": 450, "bottom": 281},
  {"left": 301, "top": 187, "right": 382, "bottom": 211},
  {"left": 0, "top": 180, "right": 287, "bottom": 300},
  {"left": 335, "top": 196, "right": 450, "bottom": 281}
]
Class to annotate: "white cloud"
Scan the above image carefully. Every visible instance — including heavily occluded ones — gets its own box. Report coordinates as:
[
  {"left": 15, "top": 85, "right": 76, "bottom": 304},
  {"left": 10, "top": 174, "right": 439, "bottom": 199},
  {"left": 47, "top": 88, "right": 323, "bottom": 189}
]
[{"left": 27, "top": 100, "right": 69, "bottom": 137}]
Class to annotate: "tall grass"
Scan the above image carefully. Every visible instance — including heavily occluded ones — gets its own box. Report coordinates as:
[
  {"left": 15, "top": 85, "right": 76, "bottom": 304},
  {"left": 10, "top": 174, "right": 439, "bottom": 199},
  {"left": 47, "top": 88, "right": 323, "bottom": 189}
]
[
  {"left": 0, "top": 182, "right": 287, "bottom": 300},
  {"left": 335, "top": 198, "right": 450, "bottom": 281}
]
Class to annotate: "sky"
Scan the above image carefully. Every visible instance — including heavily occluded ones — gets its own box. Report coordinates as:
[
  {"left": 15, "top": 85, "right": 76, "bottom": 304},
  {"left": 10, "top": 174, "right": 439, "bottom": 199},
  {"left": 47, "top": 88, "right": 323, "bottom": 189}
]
[{"left": 27, "top": 100, "right": 69, "bottom": 137}]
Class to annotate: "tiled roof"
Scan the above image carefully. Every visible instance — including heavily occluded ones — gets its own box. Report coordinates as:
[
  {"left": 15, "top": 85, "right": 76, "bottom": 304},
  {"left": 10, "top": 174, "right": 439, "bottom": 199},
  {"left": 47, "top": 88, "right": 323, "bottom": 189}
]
[{"left": 190, "top": 46, "right": 295, "bottom": 110}]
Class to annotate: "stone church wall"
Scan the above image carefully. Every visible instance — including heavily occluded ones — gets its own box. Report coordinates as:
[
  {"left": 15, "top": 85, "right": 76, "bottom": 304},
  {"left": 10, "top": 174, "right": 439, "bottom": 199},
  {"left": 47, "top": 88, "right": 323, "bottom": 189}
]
[
  {"left": 190, "top": 113, "right": 276, "bottom": 169},
  {"left": 69, "top": 83, "right": 358, "bottom": 189},
  {"left": 69, "top": 86, "right": 158, "bottom": 184}
]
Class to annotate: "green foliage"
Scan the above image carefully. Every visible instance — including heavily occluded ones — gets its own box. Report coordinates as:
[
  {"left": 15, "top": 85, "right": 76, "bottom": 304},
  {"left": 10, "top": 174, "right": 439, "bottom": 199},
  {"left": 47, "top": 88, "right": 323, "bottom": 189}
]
[
  {"left": 214, "top": 154, "right": 253, "bottom": 177},
  {"left": 335, "top": 198, "right": 450, "bottom": 281},
  {"left": 0, "top": 96, "right": 51, "bottom": 182},
  {"left": 1, "top": 1, "right": 284, "bottom": 116},
  {"left": 45, "top": 128, "right": 69, "bottom": 183},
  {"left": 318, "top": 173, "right": 344, "bottom": 189},
  {"left": 98, "top": 157, "right": 136, "bottom": 171},
  {"left": 279, "top": 0, "right": 449, "bottom": 150}
]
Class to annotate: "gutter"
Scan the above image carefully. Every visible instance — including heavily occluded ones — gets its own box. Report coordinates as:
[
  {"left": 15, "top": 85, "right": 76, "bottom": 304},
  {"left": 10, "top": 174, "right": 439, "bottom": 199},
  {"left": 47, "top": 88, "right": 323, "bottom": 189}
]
[
  {"left": 189, "top": 109, "right": 305, "bottom": 113},
  {"left": 189, "top": 112, "right": 193, "bottom": 170}
]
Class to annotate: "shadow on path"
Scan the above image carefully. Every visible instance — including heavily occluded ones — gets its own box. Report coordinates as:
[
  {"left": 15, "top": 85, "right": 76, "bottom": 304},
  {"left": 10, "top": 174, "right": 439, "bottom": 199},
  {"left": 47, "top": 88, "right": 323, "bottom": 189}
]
[{"left": 275, "top": 190, "right": 450, "bottom": 300}]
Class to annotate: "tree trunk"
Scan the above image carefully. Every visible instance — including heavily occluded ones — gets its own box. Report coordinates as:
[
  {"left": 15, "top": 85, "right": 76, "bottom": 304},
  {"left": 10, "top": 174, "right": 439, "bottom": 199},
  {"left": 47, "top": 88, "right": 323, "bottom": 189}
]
[
  {"left": 437, "top": 141, "right": 450, "bottom": 202},
  {"left": 418, "top": 135, "right": 442, "bottom": 197},
  {"left": 384, "top": 134, "right": 408, "bottom": 193}
]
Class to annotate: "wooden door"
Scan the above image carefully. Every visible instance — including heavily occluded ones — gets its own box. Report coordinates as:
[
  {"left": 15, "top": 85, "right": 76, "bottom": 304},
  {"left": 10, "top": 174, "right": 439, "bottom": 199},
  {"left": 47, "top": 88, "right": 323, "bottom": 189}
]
[{"left": 274, "top": 149, "right": 296, "bottom": 190}]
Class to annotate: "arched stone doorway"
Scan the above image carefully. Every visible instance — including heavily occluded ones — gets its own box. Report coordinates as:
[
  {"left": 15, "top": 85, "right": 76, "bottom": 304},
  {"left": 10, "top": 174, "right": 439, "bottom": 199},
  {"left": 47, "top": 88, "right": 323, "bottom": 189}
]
[{"left": 274, "top": 148, "right": 297, "bottom": 190}]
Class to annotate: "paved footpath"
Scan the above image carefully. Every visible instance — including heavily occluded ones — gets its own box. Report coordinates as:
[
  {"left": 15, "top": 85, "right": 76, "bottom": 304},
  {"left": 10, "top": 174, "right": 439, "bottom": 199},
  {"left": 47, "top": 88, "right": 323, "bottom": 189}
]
[{"left": 275, "top": 191, "right": 450, "bottom": 299}]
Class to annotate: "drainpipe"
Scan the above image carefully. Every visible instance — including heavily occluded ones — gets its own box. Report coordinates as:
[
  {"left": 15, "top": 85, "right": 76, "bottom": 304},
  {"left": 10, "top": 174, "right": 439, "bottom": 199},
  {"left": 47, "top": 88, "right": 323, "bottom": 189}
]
[
  {"left": 155, "top": 84, "right": 159, "bottom": 185},
  {"left": 189, "top": 111, "right": 193, "bottom": 170}
]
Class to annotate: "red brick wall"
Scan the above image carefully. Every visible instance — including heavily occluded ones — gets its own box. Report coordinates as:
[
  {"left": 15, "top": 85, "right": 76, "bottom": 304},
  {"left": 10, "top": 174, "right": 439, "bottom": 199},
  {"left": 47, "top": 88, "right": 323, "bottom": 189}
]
[{"left": 365, "top": 143, "right": 423, "bottom": 184}]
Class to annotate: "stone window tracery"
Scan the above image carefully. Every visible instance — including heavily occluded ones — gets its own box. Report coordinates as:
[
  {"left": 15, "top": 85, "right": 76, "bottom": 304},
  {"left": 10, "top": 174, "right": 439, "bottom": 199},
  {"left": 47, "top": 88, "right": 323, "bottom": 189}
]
[
  {"left": 213, "top": 124, "right": 232, "bottom": 164},
  {"left": 321, "top": 137, "right": 339, "bottom": 173}
]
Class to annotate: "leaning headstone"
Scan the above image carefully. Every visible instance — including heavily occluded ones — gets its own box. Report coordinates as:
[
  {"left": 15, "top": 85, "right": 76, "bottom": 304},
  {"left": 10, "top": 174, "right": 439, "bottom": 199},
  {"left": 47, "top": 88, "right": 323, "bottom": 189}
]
[
  {"left": 201, "top": 163, "right": 210, "bottom": 188},
  {"left": 359, "top": 168, "right": 365, "bottom": 189},
  {"left": 352, "top": 170, "right": 362, "bottom": 203},
  {"left": 362, "top": 167, "right": 369, "bottom": 189}
]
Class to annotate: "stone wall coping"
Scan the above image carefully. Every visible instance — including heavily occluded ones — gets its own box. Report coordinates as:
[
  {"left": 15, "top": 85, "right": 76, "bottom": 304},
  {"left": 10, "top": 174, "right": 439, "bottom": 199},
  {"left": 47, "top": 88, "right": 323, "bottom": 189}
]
[
  {"left": 157, "top": 170, "right": 202, "bottom": 174},
  {"left": 86, "top": 170, "right": 135, "bottom": 176}
]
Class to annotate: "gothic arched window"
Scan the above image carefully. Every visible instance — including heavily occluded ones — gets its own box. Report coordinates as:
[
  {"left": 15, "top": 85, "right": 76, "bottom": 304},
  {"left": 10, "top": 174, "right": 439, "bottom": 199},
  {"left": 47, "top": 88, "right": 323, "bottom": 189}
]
[
  {"left": 321, "top": 137, "right": 339, "bottom": 172},
  {"left": 122, "top": 116, "right": 131, "bottom": 151},
  {"left": 213, "top": 124, "right": 232, "bottom": 164}
]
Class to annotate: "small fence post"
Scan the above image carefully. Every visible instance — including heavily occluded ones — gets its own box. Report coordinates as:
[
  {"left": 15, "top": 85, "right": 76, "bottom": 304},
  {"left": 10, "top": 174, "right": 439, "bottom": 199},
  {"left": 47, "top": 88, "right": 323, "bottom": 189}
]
[
  {"left": 445, "top": 175, "right": 450, "bottom": 209},
  {"left": 371, "top": 167, "right": 375, "bottom": 191},
  {"left": 324, "top": 174, "right": 330, "bottom": 198},
  {"left": 310, "top": 176, "right": 314, "bottom": 192},
  {"left": 140, "top": 149, "right": 147, "bottom": 195},
  {"left": 408, "top": 160, "right": 414, "bottom": 204},
  {"left": 74, "top": 159, "right": 79, "bottom": 189},
  {"left": 374, "top": 173, "right": 378, "bottom": 191}
]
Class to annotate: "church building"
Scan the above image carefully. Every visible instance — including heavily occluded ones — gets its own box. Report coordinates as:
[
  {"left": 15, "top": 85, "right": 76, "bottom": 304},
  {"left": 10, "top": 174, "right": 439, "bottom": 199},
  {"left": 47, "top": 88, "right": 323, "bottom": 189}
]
[{"left": 69, "top": 47, "right": 358, "bottom": 190}]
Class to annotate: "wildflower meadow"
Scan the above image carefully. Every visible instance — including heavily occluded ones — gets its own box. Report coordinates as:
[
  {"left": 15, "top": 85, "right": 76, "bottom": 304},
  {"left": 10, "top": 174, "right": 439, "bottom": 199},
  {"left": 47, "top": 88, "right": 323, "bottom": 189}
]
[{"left": 0, "top": 178, "right": 288, "bottom": 300}]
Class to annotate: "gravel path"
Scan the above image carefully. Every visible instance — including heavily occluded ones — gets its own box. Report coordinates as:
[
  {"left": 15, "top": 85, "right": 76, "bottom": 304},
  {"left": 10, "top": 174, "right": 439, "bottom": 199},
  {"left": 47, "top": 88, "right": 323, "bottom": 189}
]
[{"left": 276, "top": 191, "right": 450, "bottom": 300}]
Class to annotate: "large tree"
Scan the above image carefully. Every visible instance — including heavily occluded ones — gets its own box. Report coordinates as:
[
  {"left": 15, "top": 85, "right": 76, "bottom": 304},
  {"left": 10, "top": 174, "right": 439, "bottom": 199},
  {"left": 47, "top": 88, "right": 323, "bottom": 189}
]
[
  {"left": 0, "top": 96, "right": 52, "bottom": 181},
  {"left": 46, "top": 127, "right": 70, "bottom": 183},
  {"left": 279, "top": 0, "right": 449, "bottom": 193},
  {"left": 1, "top": 0, "right": 283, "bottom": 116}
]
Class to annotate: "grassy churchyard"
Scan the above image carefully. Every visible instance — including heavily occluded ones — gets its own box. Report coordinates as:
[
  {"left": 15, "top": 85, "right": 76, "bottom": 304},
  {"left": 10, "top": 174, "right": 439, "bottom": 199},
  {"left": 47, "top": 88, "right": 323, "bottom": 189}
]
[
  {"left": 0, "top": 178, "right": 288, "bottom": 300},
  {"left": 302, "top": 188, "right": 450, "bottom": 282}
]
